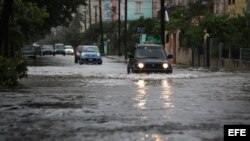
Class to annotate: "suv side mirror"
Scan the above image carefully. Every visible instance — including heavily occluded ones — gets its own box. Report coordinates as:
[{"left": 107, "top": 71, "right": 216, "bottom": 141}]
[{"left": 167, "top": 54, "right": 173, "bottom": 59}]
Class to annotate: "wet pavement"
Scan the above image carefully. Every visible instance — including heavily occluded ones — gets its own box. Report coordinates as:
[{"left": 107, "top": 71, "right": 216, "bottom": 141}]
[{"left": 0, "top": 55, "right": 250, "bottom": 141}]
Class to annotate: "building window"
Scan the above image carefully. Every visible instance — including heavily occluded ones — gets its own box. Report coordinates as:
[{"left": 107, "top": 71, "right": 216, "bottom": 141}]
[
  {"left": 228, "top": 0, "right": 235, "bottom": 5},
  {"left": 135, "top": 1, "right": 142, "bottom": 14}
]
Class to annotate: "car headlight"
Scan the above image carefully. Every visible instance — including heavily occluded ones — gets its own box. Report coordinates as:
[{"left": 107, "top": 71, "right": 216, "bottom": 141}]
[
  {"left": 163, "top": 63, "right": 169, "bottom": 69},
  {"left": 97, "top": 53, "right": 100, "bottom": 56},
  {"left": 138, "top": 63, "right": 144, "bottom": 69},
  {"left": 81, "top": 52, "right": 85, "bottom": 56}
]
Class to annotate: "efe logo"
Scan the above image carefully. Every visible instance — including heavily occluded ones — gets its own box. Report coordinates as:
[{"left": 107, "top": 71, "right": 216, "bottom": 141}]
[
  {"left": 228, "top": 129, "right": 246, "bottom": 136},
  {"left": 224, "top": 125, "right": 250, "bottom": 141}
]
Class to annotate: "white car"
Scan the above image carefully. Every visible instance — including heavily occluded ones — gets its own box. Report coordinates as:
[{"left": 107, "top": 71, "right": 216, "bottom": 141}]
[{"left": 64, "top": 45, "right": 74, "bottom": 55}]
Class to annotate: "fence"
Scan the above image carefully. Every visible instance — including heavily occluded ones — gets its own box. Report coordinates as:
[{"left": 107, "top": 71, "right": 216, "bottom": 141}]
[
  {"left": 240, "top": 48, "right": 250, "bottom": 61},
  {"left": 176, "top": 37, "right": 250, "bottom": 71}
]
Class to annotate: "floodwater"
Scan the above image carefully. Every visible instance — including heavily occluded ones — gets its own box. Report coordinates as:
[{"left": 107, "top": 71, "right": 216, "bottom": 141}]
[{"left": 0, "top": 56, "right": 250, "bottom": 141}]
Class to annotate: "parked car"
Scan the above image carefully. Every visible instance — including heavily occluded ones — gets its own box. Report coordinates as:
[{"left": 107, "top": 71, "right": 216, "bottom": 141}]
[
  {"left": 41, "top": 45, "right": 54, "bottom": 56},
  {"left": 54, "top": 43, "right": 65, "bottom": 56},
  {"left": 64, "top": 45, "right": 74, "bottom": 55},
  {"left": 127, "top": 44, "right": 173, "bottom": 74},
  {"left": 21, "top": 45, "right": 39, "bottom": 59},
  {"left": 78, "top": 45, "right": 102, "bottom": 65}
]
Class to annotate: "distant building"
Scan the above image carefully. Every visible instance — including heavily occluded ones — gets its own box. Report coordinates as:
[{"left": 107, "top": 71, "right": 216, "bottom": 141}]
[
  {"left": 77, "top": 1, "right": 106, "bottom": 32},
  {"left": 104, "top": 0, "right": 112, "bottom": 21},
  {"left": 111, "top": 0, "right": 153, "bottom": 21},
  {"left": 214, "top": 0, "right": 247, "bottom": 16},
  {"left": 127, "top": 0, "right": 153, "bottom": 20}
]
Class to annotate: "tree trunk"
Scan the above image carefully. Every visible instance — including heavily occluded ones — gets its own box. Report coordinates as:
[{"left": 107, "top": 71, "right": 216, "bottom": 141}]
[{"left": 0, "top": 0, "right": 14, "bottom": 57}]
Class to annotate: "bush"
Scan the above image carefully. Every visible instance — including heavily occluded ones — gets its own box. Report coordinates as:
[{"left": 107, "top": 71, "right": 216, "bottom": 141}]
[{"left": 0, "top": 54, "right": 27, "bottom": 90}]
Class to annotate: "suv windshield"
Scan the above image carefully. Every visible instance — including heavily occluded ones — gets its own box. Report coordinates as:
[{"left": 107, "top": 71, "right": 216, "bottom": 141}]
[{"left": 135, "top": 46, "right": 167, "bottom": 59}]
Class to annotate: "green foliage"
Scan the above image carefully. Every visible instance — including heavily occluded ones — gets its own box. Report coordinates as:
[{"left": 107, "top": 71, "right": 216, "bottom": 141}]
[
  {"left": 127, "top": 17, "right": 161, "bottom": 50},
  {"left": 0, "top": 54, "right": 27, "bottom": 90},
  {"left": 180, "top": 26, "right": 203, "bottom": 48},
  {"left": 200, "top": 14, "right": 231, "bottom": 39},
  {"left": 28, "top": 0, "right": 87, "bottom": 30},
  {"left": 166, "top": 6, "right": 191, "bottom": 32},
  {"left": 0, "top": 0, "right": 87, "bottom": 88},
  {"left": 200, "top": 13, "right": 250, "bottom": 49},
  {"left": 64, "top": 29, "right": 84, "bottom": 47},
  {"left": 167, "top": 1, "right": 250, "bottom": 50},
  {"left": 14, "top": 0, "right": 49, "bottom": 43}
]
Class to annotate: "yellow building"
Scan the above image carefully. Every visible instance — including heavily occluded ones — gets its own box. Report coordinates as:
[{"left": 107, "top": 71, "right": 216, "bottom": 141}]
[{"left": 226, "top": 0, "right": 247, "bottom": 16}]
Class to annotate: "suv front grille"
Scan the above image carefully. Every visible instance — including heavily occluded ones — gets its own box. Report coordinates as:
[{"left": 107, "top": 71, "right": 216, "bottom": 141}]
[{"left": 144, "top": 63, "right": 162, "bottom": 69}]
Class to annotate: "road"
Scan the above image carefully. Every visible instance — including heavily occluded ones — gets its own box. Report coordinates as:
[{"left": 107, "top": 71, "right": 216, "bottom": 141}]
[{"left": 0, "top": 55, "right": 250, "bottom": 141}]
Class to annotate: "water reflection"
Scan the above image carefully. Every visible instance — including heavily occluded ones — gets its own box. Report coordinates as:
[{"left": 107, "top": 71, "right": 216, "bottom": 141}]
[
  {"left": 161, "top": 80, "right": 174, "bottom": 109},
  {"left": 134, "top": 79, "right": 174, "bottom": 111},
  {"left": 152, "top": 134, "right": 165, "bottom": 141},
  {"left": 135, "top": 133, "right": 165, "bottom": 141},
  {"left": 134, "top": 80, "right": 147, "bottom": 109}
]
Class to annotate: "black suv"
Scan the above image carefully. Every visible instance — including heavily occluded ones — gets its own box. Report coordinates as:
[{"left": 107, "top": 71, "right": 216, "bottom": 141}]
[{"left": 127, "top": 44, "right": 173, "bottom": 74}]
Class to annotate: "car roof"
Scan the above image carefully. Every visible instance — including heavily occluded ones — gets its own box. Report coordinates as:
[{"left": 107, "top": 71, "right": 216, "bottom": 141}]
[
  {"left": 64, "top": 45, "right": 73, "bottom": 48},
  {"left": 77, "top": 45, "right": 97, "bottom": 49},
  {"left": 136, "top": 44, "right": 162, "bottom": 47},
  {"left": 42, "top": 45, "right": 53, "bottom": 47}
]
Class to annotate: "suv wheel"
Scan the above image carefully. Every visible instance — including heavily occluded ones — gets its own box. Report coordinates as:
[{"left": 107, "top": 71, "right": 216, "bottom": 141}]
[{"left": 127, "top": 65, "right": 131, "bottom": 74}]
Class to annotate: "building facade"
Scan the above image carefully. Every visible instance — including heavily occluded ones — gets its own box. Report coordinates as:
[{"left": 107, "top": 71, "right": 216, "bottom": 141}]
[
  {"left": 127, "top": 0, "right": 153, "bottom": 20},
  {"left": 111, "top": 0, "right": 153, "bottom": 21},
  {"left": 77, "top": 0, "right": 108, "bottom": 32},
  {"left": 110, "top": 0, "right": 125, "bottom": 21},
  {"left": 214, "top": 0, "right": 247, "bottom": 16}
]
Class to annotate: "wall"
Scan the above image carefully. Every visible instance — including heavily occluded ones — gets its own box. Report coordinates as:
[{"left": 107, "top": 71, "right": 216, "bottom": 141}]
[
  {"left": 176, "top": 47, "right": 192, "bottom": 65},
  {"left": 211, "top": 58, "right": 250, "bottom": 71}
]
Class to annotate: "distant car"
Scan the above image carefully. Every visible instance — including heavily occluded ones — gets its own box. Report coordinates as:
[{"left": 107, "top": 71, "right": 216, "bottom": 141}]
[
  {"left": 54, "top": 43, "right": 65, "bottom": 56},
  {"left": 41, "top": 45, "right": 54, "bottom": 56},
  {"left": 78, "top": 45, "right": 102, "bottom": 65},
  {"left": 21, "top": 45, "right": 38, "bottom": 59},
  {"left": 33, "top": 44, "right": 42, "bottom": 56},
  {"left": 127, "top": 44, "right": 173, "bottom": 74},
  {"left": 64, "top": 45, "right": 74, "bottom": 55}
]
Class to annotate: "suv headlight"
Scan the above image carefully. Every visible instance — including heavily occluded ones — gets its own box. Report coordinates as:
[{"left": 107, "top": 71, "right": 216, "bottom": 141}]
[
  {"left": 97, "top": 53, "right": 100, "bottom": 56},
  {"left": 138, "top": 63, "right": 144, "bottom": 69},
  {"left": 163, "top": 63, "right": 168, "bottom": 69},
  {"left": 81, "top": 52, "right": 85, "bottom": 56}
]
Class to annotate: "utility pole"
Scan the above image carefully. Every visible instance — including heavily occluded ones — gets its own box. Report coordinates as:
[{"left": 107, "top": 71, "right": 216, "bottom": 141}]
[
  {"left": 84, "top": 11, "right": 87, "bottom": 31},
  {"left": 118, "top": 0, "right": 121, "bottom": 56},
  {"left": 99, "top": 0, "right": 104, "bottom": 53},
  {"left": 160, "top": 0, "right": 165, "bottom": 46},
  {"left": 94, "top": 5, "right": 98, "bottom": 23},
  {"left": 89, "top": 0, "right": 92, "bottom": 25},
  {"left": 124, "top": 0, "right": 128, "bottom": 60}
]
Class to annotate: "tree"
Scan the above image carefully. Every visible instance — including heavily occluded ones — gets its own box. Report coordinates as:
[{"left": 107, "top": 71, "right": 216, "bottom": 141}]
[
  {"left": 0, "top": 0, "right": 14, "bottom": 57},
  {"left": 29, "top": 0, "right": 87, "bottom": 32},
  {"left": 0, "top": 0, "right": 87, "bottom": 89}
]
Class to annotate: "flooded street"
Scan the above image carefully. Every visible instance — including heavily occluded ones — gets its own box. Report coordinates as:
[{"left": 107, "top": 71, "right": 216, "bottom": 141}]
[{"left": 0, "top": 56, "right": 250, "bottom": 141}]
